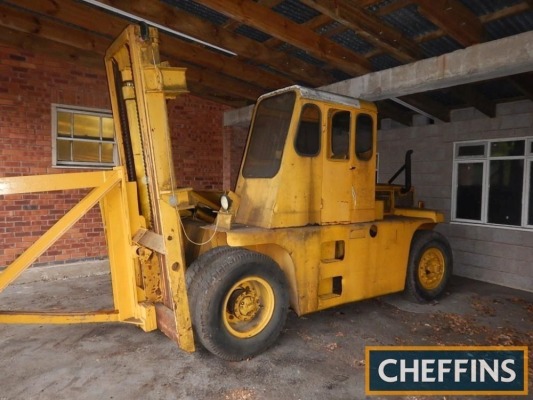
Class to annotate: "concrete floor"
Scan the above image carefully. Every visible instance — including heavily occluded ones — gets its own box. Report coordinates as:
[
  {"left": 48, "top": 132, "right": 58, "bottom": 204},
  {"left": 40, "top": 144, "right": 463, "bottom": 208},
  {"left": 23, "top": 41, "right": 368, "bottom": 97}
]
[{"left": 0, "top": 267, "right": 531, "bottom": 400}]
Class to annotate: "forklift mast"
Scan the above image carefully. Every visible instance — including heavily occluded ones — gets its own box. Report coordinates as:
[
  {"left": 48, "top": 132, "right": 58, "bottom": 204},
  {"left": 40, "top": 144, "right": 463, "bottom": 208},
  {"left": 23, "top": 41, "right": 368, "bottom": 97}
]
[{"left": 104, "top": 24, "right": 194, "bottom": 351}]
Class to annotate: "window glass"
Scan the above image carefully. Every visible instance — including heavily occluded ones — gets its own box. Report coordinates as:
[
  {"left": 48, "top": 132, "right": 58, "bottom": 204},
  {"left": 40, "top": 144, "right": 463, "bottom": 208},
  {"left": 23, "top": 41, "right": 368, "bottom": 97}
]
[
  {"left": 57, "top": 112, "right": 72, "bottom": 137},
  {"left": 53, "top": 105, "right": 116, "bottom": 168},
  {"left": 73, "top": 114, "right": 100, "bottom": 139},
  {"left": 453, "top": 137, "right": 532, "bottom": 229},
  {"left": 330, "top": 110, "right": 350, "bottom": 160},
  {"left": 295, "top": 103, "right": 320, "bottom": 157},
  {"left": 456, "top": 163, "right": 483, "bottom": 220},
  {"left": 242, "top": 91, "right": 295, "bottom": 178},
  {"left": 490, "top": 140, "right": 525, "bottom": 157},
  {"left": 355, "top": 114, "right": 373, "bottom": 161},
  {"left": 488, "top": 160, "right": 524, "bottom": 225},
  {"left": 457, "top": 144, "right": 485, "bottom": 157}
]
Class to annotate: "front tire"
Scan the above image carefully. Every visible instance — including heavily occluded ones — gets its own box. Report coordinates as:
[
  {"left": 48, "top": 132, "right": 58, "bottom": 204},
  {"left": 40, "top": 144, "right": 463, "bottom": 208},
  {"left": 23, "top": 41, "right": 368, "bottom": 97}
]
[
  {"left": 190, "top": 248, "right": 289, "bottom": 360},
  {"left": 405, "top": 230, "right": 452, "bottom": 302}
]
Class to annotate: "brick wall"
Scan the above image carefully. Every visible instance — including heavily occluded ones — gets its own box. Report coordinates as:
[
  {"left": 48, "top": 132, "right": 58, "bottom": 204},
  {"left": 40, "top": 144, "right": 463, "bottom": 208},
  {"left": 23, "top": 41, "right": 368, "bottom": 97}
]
[
  {"left": 0, "top": 45, "right": 228, "bottom": 268},
  {"left": 223, "top": 125, "right": 248, "bottom": 190},
  {"left": 377, "top": 100, "right": 533, "bottom": 292}
]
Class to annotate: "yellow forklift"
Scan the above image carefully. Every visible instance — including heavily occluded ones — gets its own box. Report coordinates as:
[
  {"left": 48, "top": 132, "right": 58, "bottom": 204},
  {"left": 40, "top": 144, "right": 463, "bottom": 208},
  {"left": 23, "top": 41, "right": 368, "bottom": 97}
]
[{"left": 0, "top": 25, "right": 452, "bottom": 360}]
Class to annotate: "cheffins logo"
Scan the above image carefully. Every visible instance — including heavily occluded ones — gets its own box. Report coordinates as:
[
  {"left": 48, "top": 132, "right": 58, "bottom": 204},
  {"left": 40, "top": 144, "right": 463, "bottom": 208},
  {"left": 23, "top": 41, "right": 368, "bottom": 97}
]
[{"left": 366, "top": 346, "right": 528, "bottom": 396}]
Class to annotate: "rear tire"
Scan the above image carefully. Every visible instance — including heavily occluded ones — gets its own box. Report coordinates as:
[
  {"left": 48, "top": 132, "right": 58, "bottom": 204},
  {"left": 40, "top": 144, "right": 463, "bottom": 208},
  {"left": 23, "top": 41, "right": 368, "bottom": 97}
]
[
  {"left": 190, "top": 248, "right": 289, "bottom": 360},
  {"left": 405, "top": 230, "right": 452, "bottom": 302}
]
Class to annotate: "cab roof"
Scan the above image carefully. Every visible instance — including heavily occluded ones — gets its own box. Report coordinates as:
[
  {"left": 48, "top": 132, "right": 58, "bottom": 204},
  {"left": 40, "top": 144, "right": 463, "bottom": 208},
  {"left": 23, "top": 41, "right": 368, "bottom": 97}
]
[{"left": 259, "top": 85, "right": 376, "bottom": 111}]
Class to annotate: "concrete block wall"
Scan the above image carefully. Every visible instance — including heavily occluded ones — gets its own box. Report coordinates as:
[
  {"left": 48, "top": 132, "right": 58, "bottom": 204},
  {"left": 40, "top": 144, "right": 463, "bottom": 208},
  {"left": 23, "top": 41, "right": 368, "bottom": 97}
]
[
  {"left": 378, "top": 100, "right": 533, "bottom": 292},
  {"left": 0, "top": 45, "right": 227, "bottom": 268}
]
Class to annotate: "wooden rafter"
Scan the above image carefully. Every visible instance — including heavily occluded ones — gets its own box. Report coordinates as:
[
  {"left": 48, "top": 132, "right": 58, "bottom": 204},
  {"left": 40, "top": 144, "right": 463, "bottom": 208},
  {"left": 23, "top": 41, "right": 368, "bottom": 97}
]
[
  {"left": 448, "top": 85, "right": 496, "bottom": 118},
  {"left": 397, "top": 93, "right": 451, "bottom": 122},
  {"left": 300, "top": 0, "right": 420, "bottom": 62},
  {"left": 416, "top": 0, "right": 484, "bottom": 47},
  {"left": 508, "top": 73, "right": 533, "bottom": 101},
  {"left": 376, "top": 100, "right": 413, "bottom": 127},
  {"left": 0, "top": 2, "right": 265, "bottom": 102},
  {"left": 98, "top": 0, "right": 335, "bottom": 86},
  {"left": 193, "top": 0, "right": 372, "bottom": 76}
]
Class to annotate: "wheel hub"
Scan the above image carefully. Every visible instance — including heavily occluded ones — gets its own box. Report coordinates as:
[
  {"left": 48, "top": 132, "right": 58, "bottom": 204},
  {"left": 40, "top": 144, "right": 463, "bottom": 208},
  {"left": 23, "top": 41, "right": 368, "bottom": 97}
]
[
  {"left": 228, "top": 288, "right": 260, "bottom": 321},
  {"left": 418, "top": 248, "right": 445, "bottom": 290},
  {"left": 223, "top": 276, "right": 275, "bottom": 338}
]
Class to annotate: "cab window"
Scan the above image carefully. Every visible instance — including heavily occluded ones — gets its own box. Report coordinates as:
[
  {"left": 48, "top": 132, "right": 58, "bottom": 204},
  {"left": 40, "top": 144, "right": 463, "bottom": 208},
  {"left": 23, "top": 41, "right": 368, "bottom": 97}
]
[
  {"left": 330, "top": 110, "right": 350, "bottom": 160},
  {"left": 295, "top": 103, "right": 321, "bottom": 157},
  {"left": 355, "top": 113, "right": 373, "bottom": 161}
]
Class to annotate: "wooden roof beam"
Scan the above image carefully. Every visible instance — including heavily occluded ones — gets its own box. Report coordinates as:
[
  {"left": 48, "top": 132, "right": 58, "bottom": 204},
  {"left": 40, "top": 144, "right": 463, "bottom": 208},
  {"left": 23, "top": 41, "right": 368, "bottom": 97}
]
[
  {"left": 0, "top": 3, "right": 264, "bottom": 102},
  {"left": 416, "top": 0, "right": 484, "bottom": 47},
  {"left": 376, "top": 100, "right": 413, "bottom": 127},
  {"left": 448, "top": 85, "right": 496, "bottom": 118},
  {"left": 396, "top": 93, "right": 451, "bottom": 122},
  {"left": 300, "top": 0, "right": 420, "bottom": 63},
  {"left": 193, "top": 0, "right": 372, "bottom": 76},
  {"left": 10, "top": 0, "right": 289, "bottom": 93},
  {"left": 97, "top": 0, "right": 335, "bottom": 86},
  {"left": 508, "top": 73, "right": 533, "bottom": 101},
  {"left": 0, "top": 25, "right": 103, "bottom": 69}
]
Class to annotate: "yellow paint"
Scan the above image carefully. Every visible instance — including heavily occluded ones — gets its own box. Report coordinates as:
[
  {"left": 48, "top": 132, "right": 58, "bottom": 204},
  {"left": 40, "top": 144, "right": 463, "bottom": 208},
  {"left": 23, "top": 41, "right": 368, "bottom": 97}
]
[
  {"left": 191, "top": 86, "right": 445, "bottom": 318},
  {"left": 0, "top": 26, "right": 449, "bottom": 359}
]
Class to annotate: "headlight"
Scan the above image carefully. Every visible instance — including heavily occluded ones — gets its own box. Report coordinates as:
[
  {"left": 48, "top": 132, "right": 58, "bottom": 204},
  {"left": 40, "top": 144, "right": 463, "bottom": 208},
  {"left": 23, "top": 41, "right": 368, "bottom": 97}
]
[{"left": 220, "top": 194, "right": 232, "bottom": 211}]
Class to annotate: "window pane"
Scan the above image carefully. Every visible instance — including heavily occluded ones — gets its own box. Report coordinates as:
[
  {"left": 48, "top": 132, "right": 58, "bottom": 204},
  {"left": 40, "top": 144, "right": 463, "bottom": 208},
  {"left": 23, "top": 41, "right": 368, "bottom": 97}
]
[
  {"left": 73, "top": 141, "right": 100, "bottom": 163},
  {"left": 74, "top": 114, "right": 100, "bottom": 139},
  {"left": 242, "top": 91, "right": 295, "bottom": 178},
  {"left": 101, "top": 143, "right": 114, "bottom": 163},
  {"left": 102, "top": 117, "right": 114, "bottom": 140},
  {"left": 330, "top": 111, "right": 350, "bottom": 159},
  {"left": 57, "top": 111, "right": 72, "bottom": 137},
  {"left": 356, "top": 113, "right": 373, "bottom": 161},
  {"left": 456, "top": 163, "right": 483, "bottom": 220},
  {"left": 458, "top": 144, "right": 485, "bottom": 157},
  {"left": 295, "top": 104, "right": 320, "bottom": 156},
  {"left": 527, "top": 161, "right": 533, "bottom": 225},
  {"left": 488, "top": 159, "right": 524, "bottom": 225},
  {"left": 57, "top": 139, "right": 71, "bottom": 161},
  {"left": 490, "top": 140, "right": 525, "bottom": 157}
]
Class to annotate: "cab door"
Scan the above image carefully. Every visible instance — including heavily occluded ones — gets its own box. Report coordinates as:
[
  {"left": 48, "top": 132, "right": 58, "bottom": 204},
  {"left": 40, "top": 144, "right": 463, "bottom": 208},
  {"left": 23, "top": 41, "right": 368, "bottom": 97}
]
[
  {"left": 350, "top": 112, "right": 377, "bottom": 223},
  {"left": 321, "top": 108, "right": 353, "bottom": 224}
]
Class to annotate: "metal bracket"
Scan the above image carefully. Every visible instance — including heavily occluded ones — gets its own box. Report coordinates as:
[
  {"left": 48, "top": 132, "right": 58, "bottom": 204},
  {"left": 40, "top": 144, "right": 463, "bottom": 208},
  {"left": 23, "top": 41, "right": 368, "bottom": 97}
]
[{"left": 132, "top": 228, "right": 167, "bottom": 255}]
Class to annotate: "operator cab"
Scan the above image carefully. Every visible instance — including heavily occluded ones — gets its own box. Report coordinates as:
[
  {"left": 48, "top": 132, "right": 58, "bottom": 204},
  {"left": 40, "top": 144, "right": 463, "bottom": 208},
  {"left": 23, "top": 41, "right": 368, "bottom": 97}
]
[{"left": 235, "top": 86, "right": 379, "bottom": 229}]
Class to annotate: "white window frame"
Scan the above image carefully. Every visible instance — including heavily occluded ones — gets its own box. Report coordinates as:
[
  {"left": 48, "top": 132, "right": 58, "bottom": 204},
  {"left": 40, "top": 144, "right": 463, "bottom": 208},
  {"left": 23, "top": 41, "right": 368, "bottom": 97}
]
[
  {"left": 452, "top": 137, "right": 533, "bottom": 230},
  {"left": 51, "top": 104, "right": 117, "bottom": 169}
]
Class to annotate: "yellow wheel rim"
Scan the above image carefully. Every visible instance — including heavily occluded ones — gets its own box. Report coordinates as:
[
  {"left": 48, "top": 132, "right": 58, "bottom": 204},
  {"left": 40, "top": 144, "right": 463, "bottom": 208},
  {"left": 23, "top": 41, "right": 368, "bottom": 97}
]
[
  {"left": 223, "top": 276, "right": 275, "bottom": 338},
  {"left": 417, "top": 247, "right": 446, "bottom": 290}
]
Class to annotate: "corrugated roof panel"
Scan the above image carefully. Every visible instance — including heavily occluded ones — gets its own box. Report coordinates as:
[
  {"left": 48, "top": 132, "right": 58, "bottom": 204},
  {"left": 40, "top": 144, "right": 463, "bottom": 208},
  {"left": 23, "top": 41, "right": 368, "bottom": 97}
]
[
  {"left": 369, "top": 54, "right": 402, "bottom": 71},
  {"left": 458, "top": 0, "right": 523, "bottom": 16},
  {"left": 485, "top": 11, "right": 533, "bottom": 40},
  {"left": 271, "top": 0, "right": 321, "bottom": 24},
  {"left": 277, "top": 43, "right": 326, "bottom": 66},
  {"left": 420, "top": 36, "right": 462, "bottom": 58},
  {"left": 331, "top": 29, "right": 375, "bottom": 54},
  {"left": 163, "top": 0, "right": 228, "bottom": 26},
  {"left": 330, "top": 69, "right": 353, "bottom": 82},
  {"left": 315, "top": 21, "right": 341, "bottom": 35},
  {"left": 366, "top": 0, "right": 397, "bottom": 13},
  {"left": 234, "top": 25, "right": 272, "bottom": 43},
  {"left": 380, "top": 4, "right": 438, "bottom": 39}
]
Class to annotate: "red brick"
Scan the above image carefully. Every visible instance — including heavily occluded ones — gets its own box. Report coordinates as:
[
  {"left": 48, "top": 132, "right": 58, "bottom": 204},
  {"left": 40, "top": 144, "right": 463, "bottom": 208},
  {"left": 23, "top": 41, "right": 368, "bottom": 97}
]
[{"left": 0, "top": 44, "right": 228, "bottom": 267}]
